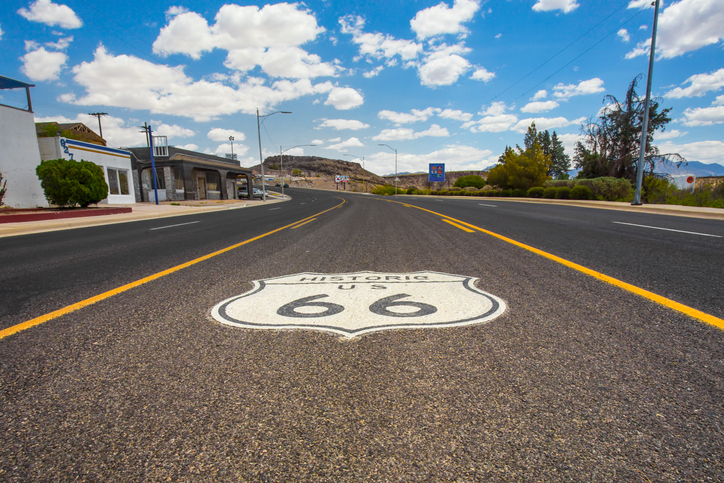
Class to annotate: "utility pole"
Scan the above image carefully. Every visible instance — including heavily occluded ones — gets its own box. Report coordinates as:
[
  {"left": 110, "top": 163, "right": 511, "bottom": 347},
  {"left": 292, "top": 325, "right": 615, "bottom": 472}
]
[
  {"left": 139, "top": 124, "right": 160, "bottom": 205},
  {"left": 88, "top": 112, "right": 108, "bottom": 139},
  {"left": 632, "top": 0, "right": 661, "bottom": 205}
]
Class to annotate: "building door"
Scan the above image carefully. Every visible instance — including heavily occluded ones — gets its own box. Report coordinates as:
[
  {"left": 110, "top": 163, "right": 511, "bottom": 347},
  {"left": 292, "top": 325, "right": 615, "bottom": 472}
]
[{"left": 197, "top": 177, "right": 206, "bottom": 199}]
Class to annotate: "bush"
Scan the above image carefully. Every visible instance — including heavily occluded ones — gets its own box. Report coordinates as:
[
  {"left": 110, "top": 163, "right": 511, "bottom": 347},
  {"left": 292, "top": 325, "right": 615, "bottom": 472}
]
[
  {"left": 499, "top": 190, "right": 511, "bottom": 197},
  {"left": 464, "top": 186, "right": 479, "bottom": 192},
  {"left": 556, "top": 187, "right": 571, "bottom": 199},
  {"left": 511, "top": 188, "right": 527, "bottom": 197},
  {"left": 546, "top": 177, "right": 633, "bottom": 201},
  {"left": 570, "top": 185, "right": 593, "bottom": 200},
  {"left": 406, "top": 187, "right": 417, "bottom": 194},
  {"left": 543, "top": 187, "right": 557, "bottom": 199},
  {"left": 449, "top": 186, "right": 463, "bottom": 191},
  {"left": 36, "top": 158, "right": 108, "bottom": 207},
  {"left": 527, "top": 187, "right": 545, "bottom": 198},
  {"left": 453, "top": 175, "right": 486, "bottom": 189},
  {"left": 372, "top": 184, "right": 396, "bottom": 195},
  {"left": 0, "top": 172, "right": 7, "bottom": 205}
]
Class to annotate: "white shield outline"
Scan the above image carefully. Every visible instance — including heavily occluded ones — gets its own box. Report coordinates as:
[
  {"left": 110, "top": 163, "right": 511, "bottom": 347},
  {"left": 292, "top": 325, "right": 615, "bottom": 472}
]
[{"left": 211, "top": 271, "right": 506, "bottom": 338}]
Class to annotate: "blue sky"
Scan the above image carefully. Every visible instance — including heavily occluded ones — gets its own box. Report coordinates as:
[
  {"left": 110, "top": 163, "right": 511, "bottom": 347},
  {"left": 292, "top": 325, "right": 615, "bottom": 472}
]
[{"left": 1, "top": 0, "right": 723, "bottom": 175}]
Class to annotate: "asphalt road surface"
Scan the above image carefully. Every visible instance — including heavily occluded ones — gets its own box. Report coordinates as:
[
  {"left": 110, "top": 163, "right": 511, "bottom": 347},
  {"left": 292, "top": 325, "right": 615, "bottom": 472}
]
[{"left": 1, "top": 189, "right": 723, "bottom": 481}]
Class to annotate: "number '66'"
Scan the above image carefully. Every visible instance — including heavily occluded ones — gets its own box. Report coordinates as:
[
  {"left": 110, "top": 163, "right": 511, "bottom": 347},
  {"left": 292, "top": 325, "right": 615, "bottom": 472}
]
[{"left": 277, "top": 294, "right": 437, "bottom": 318}]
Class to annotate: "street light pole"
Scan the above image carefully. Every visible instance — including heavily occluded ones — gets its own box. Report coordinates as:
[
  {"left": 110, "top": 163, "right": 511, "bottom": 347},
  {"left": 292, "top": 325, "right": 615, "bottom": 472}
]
[
  {"left": 229, "top": 135, "right": 235, "bottom": 161},
  {"left": 632, "top": 0, "right": 661, "bottom": 206},
  {"left": 281, "top": 144, "right": 316, "bottom": 197},
  {"left": 378, "top": 144, "right": 398, "bottom": 195},
  {"left": 344, "top": 154, "right": 366, "bottom": 193},
  {"left": 257, "top": 109, "right": 291, "bottom": 201}
]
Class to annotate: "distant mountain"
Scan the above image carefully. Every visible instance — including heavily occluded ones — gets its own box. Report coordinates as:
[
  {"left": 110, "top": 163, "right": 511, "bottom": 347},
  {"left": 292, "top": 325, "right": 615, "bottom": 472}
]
[
  {"left": 256, "top": 155, "right": 387, "bottom": 184},
  {"left": 654, "top": 161, "right": 724, "bottom": 177},
  {"left": 382, "top": 171, "right": 426, "bottom": 177}
]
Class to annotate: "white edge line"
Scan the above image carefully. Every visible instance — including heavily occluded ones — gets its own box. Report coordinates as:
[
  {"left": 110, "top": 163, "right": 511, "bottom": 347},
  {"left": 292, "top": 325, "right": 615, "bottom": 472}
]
[
  {"left": 149, "top": 221, "right": 201, "bottom": 231},
  {"left": 613, "top": 221, "right": 722, "bottom": 238},
  {"left": 478, "top": 204, "right": 497, "bottom": 207}
]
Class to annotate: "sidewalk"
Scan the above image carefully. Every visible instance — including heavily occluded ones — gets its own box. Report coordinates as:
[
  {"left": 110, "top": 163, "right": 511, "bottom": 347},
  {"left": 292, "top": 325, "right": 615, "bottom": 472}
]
[{"left": 0, "top": 196, "right": 288, "bottom": 238}]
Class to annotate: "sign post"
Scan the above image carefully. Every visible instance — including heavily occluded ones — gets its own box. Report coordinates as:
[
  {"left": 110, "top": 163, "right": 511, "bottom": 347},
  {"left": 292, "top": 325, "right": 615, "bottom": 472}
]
[{"left": 429, "top": 163, "right": 445, "bottom": 189}]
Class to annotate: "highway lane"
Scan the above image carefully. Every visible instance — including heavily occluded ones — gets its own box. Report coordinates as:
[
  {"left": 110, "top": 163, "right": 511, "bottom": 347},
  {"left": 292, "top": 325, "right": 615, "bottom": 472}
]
[
  {"left": 401, "top": 196, "right": 724, "bottom": 319},
  {"left": 0, "top": 189, "right": 339, "bottom": 329},
  {"left": 1, "top": 189, "right": 723, "bottom": 481}
]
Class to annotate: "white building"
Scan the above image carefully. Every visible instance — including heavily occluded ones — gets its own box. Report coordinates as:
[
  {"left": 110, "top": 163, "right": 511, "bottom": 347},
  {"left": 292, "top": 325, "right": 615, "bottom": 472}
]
[
  {"left": 0, "top": 76, "right": 47, "bottom": 208},
  {"left": 38, "top": 135, "right": 136, "bottom": 204}
]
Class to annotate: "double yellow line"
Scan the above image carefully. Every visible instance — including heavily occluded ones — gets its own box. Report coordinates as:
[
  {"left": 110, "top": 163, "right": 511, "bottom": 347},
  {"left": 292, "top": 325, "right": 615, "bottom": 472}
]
[
  {"left": 404, "top": 200, "right": 724, "bottom": 331},
  {"left": 0, "top": 199, "right": 345, "bottom": 340}
]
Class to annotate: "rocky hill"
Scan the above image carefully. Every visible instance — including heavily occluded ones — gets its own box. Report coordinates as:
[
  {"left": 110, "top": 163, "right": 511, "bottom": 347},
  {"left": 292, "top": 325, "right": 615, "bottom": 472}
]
[{"left": 255, "top": 156, "right": 387, "bottom": 185}]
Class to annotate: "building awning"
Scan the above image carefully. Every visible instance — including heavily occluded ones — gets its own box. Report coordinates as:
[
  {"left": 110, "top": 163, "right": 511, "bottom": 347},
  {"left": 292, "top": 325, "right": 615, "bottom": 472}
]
[{"left": 0, "top": 75, "right": 35, "bottom": 90}]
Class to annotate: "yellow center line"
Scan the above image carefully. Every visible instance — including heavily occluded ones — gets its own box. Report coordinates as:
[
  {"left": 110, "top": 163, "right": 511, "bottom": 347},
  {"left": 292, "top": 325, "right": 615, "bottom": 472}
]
[
  {"left": 0, "top": 199, "right": 346, "bottom": 341},
  {"left": 291, "top": 218, "right": 317, "bottom": 229},
  {"left": 442, "top": 218, "right": 475, "bottom": 233},
  {"left": 390, "top": 199, "right": 724, "bottom": 331}
]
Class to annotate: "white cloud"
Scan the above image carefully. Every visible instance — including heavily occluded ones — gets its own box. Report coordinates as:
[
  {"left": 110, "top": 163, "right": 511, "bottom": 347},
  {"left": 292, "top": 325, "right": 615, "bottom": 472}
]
[
  {"left": 480, "top": 101, "right": 510, "bottom": 116},
  {"left": 680, "top": 105, "right": 724, "bottom": 126},
  {"left": 60, "top": 46, "right": 350, "bottom": 121},
  {"left": 17, "top": 0, "right": 82, "bottom": 29},
  {"left": 553, "top": 78, "right": 605, "bottom": 99},
  {"left": 419, "top": 48, "right": 471, "bottom": 86},
  {"left": 34, "top": 114, "right": 151, "bottom": 148},
  {"left": 625, "top": 39, "right": 650, "bottom": 60},
  {"left": 152, "top": 121, "right": 196, "bottom": 138},
  {"left": 471, "top": 67, "right": 495, "bottom": 82},
  {"left": 438, "top": 109, "right": 473, "bottom": 122},
  {"left": 617, "top": 29, "right": 630, "bottom": 43},
  {"left": 521, "top": 100, "right": 559, "bottom": 113},
  {"left": 665, "top": 68, "right": 724, "bottom": 98},
  {"left": 627, "top": 0, "right": 724, "bottom": 59},
  {"left": 410, "top": 0, "right": 481, "bottom": 40},
  {"left": 556, "top": 133, "right": 584, "bottom": 157},
  {"left": 211, "top": 142, "right": 249, "bottom": 157},
  {"left": 208, "top": 128, "right": 246, "bottom": 142},
  {"left": 367, "top": 144, "right": 494, "bottom": 174},
  {"left": 363, "top": 66, "right": 384, "bottom": 78},
  {"left": 372, "top": 124, "right": 449, "bottom": 141},
  {"left": 532, "top": 90, "right": 548, "bottom": 100},
  {"left": 317, "top": 119, "right": 370, "bottom": 130},
  {"left": 532, "top": 0, "right": 579, "bottom": 14},
  {"left": 627, "top": 0, "right": 651, "bottom": 8},
  {"left": 174, "top": 143, "right": 199, "bottom": 151},
  {"left": 311, "top": 139, "right": 324, "bottom": 145},
  {"left": 325, "top": 137, "right": 364, "bottom": 152},
  {"left": 340, "top": 16, "right": 422, "bottom": 61},
  {"left": 379, "top": 107, "right": 439, "bottom": 124},
  {"left": 20, "top": 47, "right": 66, "bottom": 81},
  {"left": 655, "top": 129, "right": 685, "bottom": 140},
  {"left": 656, "top": 140, "right": 724, "bottom": 164},
  {"left": 324, "top": 86, "right": 364, "bottom": 110},
  {"left": 512, "top": 116, "right": 585, "bottom": 133},
  {"left": 153, "top": 4, "right": 336, "bottom": 80}
]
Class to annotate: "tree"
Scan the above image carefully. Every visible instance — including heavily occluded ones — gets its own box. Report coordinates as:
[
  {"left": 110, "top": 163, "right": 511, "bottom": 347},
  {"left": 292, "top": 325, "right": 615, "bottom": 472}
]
[
  {"left": 574, "top": 75, "right": 683, "bottom": 181},
  {"left": 488, "top": 139, "right": 551, "bottom": 190},
  {"left": 36, "top": 158, "right": 109, "bottom": 207},
  {"left": 453, "top": 175, "right": 486, "bottom": 189},
  {"left": 522, "top": 122, "right": 570, "bottom": 179}
]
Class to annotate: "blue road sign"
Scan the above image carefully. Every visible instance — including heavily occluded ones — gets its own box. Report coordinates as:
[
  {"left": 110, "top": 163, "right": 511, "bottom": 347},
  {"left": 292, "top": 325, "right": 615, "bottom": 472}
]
[{"left": 429, "top": 163, "right": 445, "bottom": 183}]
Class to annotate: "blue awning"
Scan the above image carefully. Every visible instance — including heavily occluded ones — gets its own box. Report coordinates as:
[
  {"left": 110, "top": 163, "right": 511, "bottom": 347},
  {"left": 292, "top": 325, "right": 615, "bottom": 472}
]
[{"left": 0, "top": 75, "right": 35, "bottom": 90}]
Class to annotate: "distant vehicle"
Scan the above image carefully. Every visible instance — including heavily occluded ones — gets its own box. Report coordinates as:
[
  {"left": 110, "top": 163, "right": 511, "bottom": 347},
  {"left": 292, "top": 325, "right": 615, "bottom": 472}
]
[{"left": 237, "top": 186, "right": 268, "bottom": 199}]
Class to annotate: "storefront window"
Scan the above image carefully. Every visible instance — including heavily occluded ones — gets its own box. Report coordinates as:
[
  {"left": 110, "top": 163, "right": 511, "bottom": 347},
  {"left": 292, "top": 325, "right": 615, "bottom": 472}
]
[
  {"left": 108, "top": 168, "right": 130, "bottom": 196},
  {"left": 206, "top": 171, "right": 220, "bottom": 191}
]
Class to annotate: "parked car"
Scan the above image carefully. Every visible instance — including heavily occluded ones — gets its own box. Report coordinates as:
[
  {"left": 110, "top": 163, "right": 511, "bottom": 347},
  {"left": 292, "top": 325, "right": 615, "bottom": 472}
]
[{"left": 238, "top": 186, "right": 269, "bottom": 199}]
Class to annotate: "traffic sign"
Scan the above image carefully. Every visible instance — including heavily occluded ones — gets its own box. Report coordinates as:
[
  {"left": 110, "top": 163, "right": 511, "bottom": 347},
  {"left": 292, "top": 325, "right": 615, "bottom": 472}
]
[
  {"left": 429, "top": 164, "right": 445, "bottom": 183},
  {"left": 211, "top": 271, "right": 506, "bottom": 337}
]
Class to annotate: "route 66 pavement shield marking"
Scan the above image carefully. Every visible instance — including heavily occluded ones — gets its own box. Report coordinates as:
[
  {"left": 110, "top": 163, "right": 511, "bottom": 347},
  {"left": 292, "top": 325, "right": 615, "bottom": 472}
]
[{"left": 211, "top": 271, "right": 507, "bottom": 338}]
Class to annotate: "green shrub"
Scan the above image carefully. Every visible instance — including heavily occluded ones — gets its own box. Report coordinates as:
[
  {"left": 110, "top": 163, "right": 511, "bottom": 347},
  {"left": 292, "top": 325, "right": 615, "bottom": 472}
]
[
  {"left": 406, "top": 187, "right": 417, "bottom": 194},
  {"left": 464, "top": 186, "right": 479, "bottom": 192},
  {"left": 545, "top": 177, "right": 634, "bottom": 201},
  {"left": 499, "top": 190, "right": 511, "bottom": 197},
  {"left": 556, "top": 187, "right": 571, "bottom": 199},
  {"left": 36, "top": 158, "right": 108, "bottom": 207},
  {"left": 372, "top": 184, "right": 397, "bottom": 195},
  {"left": 485, "top": 190, "right": 498, "bottom": 197},
  {"left": 643, "top": 176, "right": 676, "bottom": 204},
  {"left": 511, "top": 188, "right": 527, "bottom": 197},
  {"left": 527, "top": 187, "right": 545, "bottom": 198},
  {"left": 543, "top": 187, "right": 557, "bottom": 199},
  {"left": 449, "top": 186, "right": 463, "bottom": 191},
  {"left": 431, "top": 190, "right": 441, "bottom": 195},
  {"left": 453, "top": 175, "right": 486, "bottom": 189},
  {"left": 570, "top": 185, "right": 593, "bottom": 200}
]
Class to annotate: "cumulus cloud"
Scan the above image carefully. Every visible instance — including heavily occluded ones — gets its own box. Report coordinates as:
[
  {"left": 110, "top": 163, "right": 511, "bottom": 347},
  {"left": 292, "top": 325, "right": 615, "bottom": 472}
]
[
  {"left": 325, "top": 137, "right": 364, "bottom": 152},
  {"left": 533, "top": 90, "right": 548, "bottom": 100},
  {"left": 617, "top": 29, "right": 630, "bottom": 43},
  {"left": 471, "top": 67, "right": 495, "bottom": 82},
  {"left": 553, "top": 78, "right": 605, "bottom": 99},
  {"left": 438, "top": 109, "right": 473, "bottom": 122},
  {"left": 59, "top": 46, "right": 357, "bottom": 121},
  {"left": 363, "top": 66, "right": 384, "bottom": 78},
  {"left": 18, "top": 0, "right": 82, "bottom": 29},
  {"left": 379, "top": 107, "right": 438, "bottom": 124},
  {"left": 340, "top": 16, "right": 423, "bottom": 61},
  {"left": 174, "top": 143, "right": 199, "bottom": 151},
  {"left": 317, "top": 119, "right": 370, "bottom": 130},
  {"left": 680, "top": 105, "right": 724, "bottom": 126},
  {"left": 665, "top": 68, "right": 724, "bottom": 98},
  {"left": 532, "top": 0, "right": 579, "bottom": 14},
  {"left": 627, "top": 0, "right": 724, "bottom": 59},
  {"left": 419, "top": 46, "right": 471, "bottom": 86},
  {"left": 152, "top": 121, "right": 196, "bottom": 138},
  {"left": 656, "top": 140, "right": 724, "bottom": 164},
  {"left": 20, "top": 47, "right": 67, "bottom": 81},
  {"left": 208, "top": 128, "right": 246, "bottom": 142},
  {"left": 410, "top": 0, "right": 481, "bottom": 40},
  {"left": 153, "top": 4, "right": 337, "bottom": 80},
  {"left": 512, "top": 116, "right": 585, "bottom": 133},
  {"left": 521, "top": 100, "right": 559, "bottom": 113},
  {"left": 372, "top": 124, "right": 449, "bottom": 141},
  {"left": 367, "top": 144, "right": 494, "bottom": 174},
  {"left": 655, "top": 129, "right": 685, "bottom": 140},
  {"left": 324, "top": 86, "right": 364, "bottom": 110}
]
